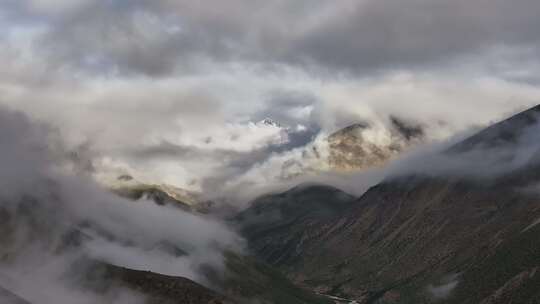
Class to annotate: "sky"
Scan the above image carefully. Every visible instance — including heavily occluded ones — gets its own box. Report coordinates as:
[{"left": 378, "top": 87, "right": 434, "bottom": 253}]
[{"left": 1, "top": 0, "right": 540, "bottom": 197}]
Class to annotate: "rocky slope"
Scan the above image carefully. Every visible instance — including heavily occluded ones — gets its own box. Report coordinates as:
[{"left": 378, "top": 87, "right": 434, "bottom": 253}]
[
  {"left": 87, "top": 262, "right": 231, "bottom": 304},
  {"left": 279, "top": 117, "right": 425, "bottom": 180},
  {"left": 326, "top": 117, "right": 424, "bottom": 171},
  {"left": 237, "top": 105, "right": 540, "bottom": 303},
  {"left": 106, "top": 175, "right": 214, "bottom": 213}
]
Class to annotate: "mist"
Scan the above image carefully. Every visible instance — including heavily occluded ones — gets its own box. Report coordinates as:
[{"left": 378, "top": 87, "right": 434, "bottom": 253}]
[
  {"left": 1, "top": 0, "right": 540, "bottom": 203},
  {"left": 226, "top": 106, "right": 540, "bottom": 203},
  {"left": 0, "top": 107, "right": 244, "bottom": 303}
]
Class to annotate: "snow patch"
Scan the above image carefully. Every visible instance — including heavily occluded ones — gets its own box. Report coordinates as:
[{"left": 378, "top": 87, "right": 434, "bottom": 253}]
[{"left": 522, "top": 217, "right": 540, "bottom": 233}]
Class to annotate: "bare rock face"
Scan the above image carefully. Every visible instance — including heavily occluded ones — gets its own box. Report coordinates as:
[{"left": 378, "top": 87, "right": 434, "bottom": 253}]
[
  {"left": 327, "top": 117, "right": 424, "bottom": 172},
  {"left": 109, "top": 176, "right": 214, "bottom": 214},
  {"left": 327, "top": 123, "right": 398, "bottom": 171},
  {"left": 277, "top": 117, "right": 425, "bottom": 180}
]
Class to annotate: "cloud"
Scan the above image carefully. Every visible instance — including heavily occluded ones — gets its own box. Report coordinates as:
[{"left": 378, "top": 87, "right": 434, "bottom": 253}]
[
  {"left": 26, "top": 0, "right": 93, "bottom": 15},
  {"left": 221, "top": 104, "right": 540, "bottom": 205},
  {"left": 1, "top": 0, "right": 540, "bottom": 201},
  {"left": 291, "top": 0, "right": 540, "bottom": 73},
  {"left": 0, "top": 106, "right": 243, "bottom": 303},
  {"left": 3, "top": 0, "right": 540, "bottom": 76},
  {"left": 194, "top": 75, "right": 540, "bottom": 201},
  {"left": 1, "top": 2, "right": 539, "bottom": 301},
  {"left": 427, "top": 278, "right": 459, "bottom": 299},
  {"left": 2, "top": 61, "right": 539, "bottom": 196}
]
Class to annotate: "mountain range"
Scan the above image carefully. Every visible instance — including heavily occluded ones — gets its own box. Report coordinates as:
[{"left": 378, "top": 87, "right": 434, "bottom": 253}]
[
  {"left": 235, "top": 105, "right": 540, "bottom": 303},
  {"left": 1, "top": 106, "right": 539, "bottom": 303}
]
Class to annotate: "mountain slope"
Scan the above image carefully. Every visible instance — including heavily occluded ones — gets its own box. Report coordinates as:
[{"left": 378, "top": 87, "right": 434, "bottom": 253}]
[
  {"left": 235, "top": 185, "right": 357, "bottom": 267},
  {"left": 450, "top": 104, "right": 540, "bottom": 152},
  {"left": 238, "top": 105, "right": 540, "bottom": 303},
  {"left": 216, "top": 252, "right": 334, "bottom": 304},
  {"left": 89, "top": 262, "right": 232, "bottom": 304}
]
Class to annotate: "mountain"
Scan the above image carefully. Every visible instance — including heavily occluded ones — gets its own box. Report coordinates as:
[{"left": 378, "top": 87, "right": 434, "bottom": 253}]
[
  {"left": 213, "top": 252, "right": 335, "bottom": 304},
  {"left": 85, "top": 262, "right": 232, "bottom": 304},
  {"left": 237, "top": 105, "right": 540, "bottom": 303},
  {"left": 110, "top": 181, "right": 351, "bottom": 303},
  {"left": 0, "top": 195, "right": 228, "bottom": 304},
  {"left": 452, "top": 105, "right": 540, "bottom": 149},
  {"left": 235, "top": 185, "right": 357, "bottom": 266},
  {"left": 101, "top": 179, "right": 335, "bottom": 302},
  {"left": 93, "top": 251, "right": 334, "bottom": 304},
  {"left": 258, "top": 118, "right": 284, "bottom": 129},
  {"left": 326, "top": 117, "right": 424, "bottom": 171},
  {"left": 278, "top": 117, "right": 425, "bottom": 180},
  {"left": 6, "top": 106, "right": 535, "bottom": 304},
  {"left": 106, "top": 175, "right": 214, "bottom": 213},
  {"left": 0, "top": 192, "right": 334, "bottom": 304}
]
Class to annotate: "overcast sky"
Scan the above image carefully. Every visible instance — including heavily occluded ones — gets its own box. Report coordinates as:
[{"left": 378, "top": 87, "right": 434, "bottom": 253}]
[{"left": 1, "top": 0, "right": 539, "bottom": 195}]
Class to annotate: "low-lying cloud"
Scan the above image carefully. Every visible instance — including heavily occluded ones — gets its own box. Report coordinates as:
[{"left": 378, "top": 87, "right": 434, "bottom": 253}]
[
  {"left": 230, "top": 106, "right": 540, "bottom": 203},
  {"left": 0, "top": 107, "right": 243, "bottom": 303}
]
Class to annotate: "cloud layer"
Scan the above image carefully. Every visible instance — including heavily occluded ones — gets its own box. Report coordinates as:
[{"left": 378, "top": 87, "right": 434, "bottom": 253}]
[
  {"left": 0, "top": 107, "right": 243, "bottom": 303},
  {"left": 1, "top": 0, "right": 539, "bottom": 197}
]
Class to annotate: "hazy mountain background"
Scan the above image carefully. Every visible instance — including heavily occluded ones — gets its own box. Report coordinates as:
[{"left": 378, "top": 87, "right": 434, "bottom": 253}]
[{"left": 1, "top": 1, "right": 540, "bottom": 303}]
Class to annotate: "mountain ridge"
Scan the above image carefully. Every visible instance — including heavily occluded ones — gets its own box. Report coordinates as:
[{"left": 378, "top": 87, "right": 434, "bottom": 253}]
[{"left": 238, "top": 104, "right": 540, "bottom": 303}]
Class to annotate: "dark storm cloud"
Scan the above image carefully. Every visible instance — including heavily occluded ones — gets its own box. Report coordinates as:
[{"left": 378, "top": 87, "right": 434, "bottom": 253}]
[
  {"left": 292, "top": 0, "right": 540, "bottom": 73},
  {"left": 6, "top": 0, "right": 539, "bottom": 76},
  {"left": 40, "top": 2, "right": 198, "bottom": 76}
]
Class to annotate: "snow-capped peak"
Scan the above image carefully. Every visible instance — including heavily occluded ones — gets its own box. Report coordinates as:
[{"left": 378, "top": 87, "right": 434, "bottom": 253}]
[{"left": 258, "top": 118, "right": 283, "bottom": 129}]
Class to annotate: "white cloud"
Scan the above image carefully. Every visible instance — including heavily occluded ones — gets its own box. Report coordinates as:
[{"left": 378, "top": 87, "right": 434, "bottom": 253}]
[
  {"left": 0, "top": 0, "right": 539, "bottom": 197},
  {"left": 0, "top": 107, "right": 243, "bottom": 303}
]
